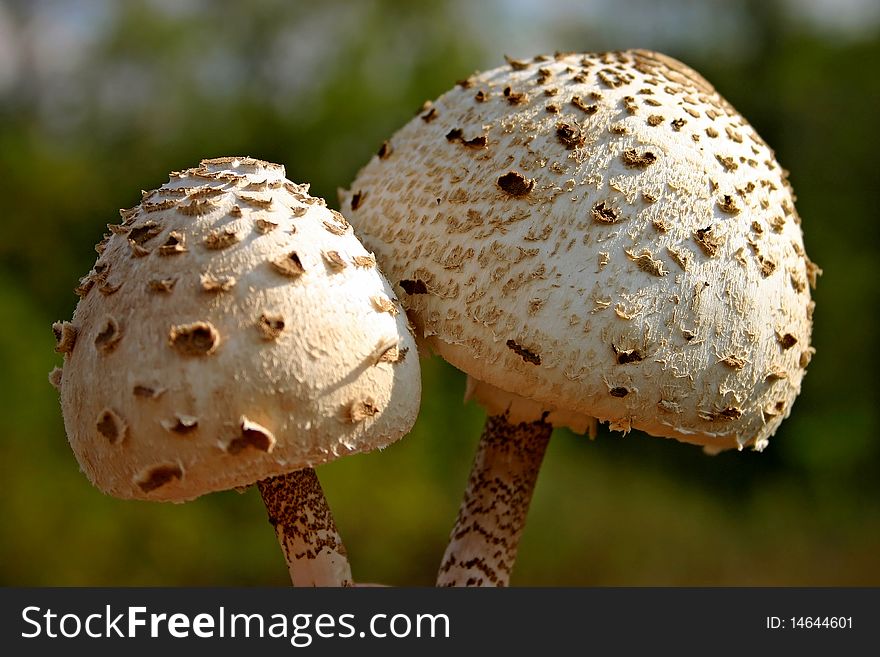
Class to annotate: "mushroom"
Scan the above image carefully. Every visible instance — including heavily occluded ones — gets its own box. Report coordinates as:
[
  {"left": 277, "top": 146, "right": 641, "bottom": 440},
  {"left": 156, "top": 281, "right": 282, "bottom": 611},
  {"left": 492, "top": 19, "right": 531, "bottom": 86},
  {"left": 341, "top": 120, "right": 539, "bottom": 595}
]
[
  {"left": 51, "top": 156, "right": 420, "bottom": 586},
  {"left": 340, "top": 50, "right": 818, "bottom": 586}
]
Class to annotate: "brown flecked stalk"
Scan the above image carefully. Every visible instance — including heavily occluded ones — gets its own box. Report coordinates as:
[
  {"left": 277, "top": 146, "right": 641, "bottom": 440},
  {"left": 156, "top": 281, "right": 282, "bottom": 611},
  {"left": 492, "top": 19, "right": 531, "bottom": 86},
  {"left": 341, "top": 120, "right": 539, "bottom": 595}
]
[
  {"left": 437, "top": 414, "right": 552, "bottom": 587},
  {"left": 258, "top": 468, "right": 353, "bottom": 587}
]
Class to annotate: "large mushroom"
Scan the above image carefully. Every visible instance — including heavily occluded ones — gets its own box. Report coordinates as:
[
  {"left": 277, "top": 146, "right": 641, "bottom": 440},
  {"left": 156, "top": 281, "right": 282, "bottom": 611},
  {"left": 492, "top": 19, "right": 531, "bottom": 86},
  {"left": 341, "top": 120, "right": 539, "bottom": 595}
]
[
  {"left": 341, "top": 50, "right": 818, "bottom": 586},
  {"left": 51, "top": 156, "right": 420, "bottom": 586}
]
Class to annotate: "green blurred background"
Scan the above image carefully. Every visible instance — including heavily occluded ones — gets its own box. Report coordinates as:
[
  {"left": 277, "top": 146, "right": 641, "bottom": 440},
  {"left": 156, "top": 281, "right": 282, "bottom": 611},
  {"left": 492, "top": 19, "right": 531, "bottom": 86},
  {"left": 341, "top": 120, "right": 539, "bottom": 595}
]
[{"left": 1, "top": 0, "right": 878, "bottom": 586}]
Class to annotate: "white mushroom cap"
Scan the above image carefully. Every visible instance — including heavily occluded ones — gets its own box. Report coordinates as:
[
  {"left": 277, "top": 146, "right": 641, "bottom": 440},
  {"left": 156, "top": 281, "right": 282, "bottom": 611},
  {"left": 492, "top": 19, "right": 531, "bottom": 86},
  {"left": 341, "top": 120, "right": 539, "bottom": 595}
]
[
  {"left": 341, "top": 51, "right": 818, "bottom": 452},
  {"left": 53, "top": 157, "right": 420, "bottom": 501}
]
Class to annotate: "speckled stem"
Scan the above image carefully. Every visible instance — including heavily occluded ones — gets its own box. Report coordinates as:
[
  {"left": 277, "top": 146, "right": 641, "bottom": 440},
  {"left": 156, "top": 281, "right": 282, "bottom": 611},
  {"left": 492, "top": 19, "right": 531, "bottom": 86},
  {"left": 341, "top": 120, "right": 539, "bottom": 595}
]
[
  {"left": 437, "top": 414, "right": 552, "bottom": 587},
  {"left": 258, "top": 468, "right": 353, "bottom": 587}
]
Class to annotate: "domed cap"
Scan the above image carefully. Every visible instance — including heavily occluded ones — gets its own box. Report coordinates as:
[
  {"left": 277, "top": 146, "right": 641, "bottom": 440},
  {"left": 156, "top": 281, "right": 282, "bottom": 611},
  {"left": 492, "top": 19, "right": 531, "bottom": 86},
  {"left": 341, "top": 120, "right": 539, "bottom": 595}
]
[
  {"left": 53, "top": 157, "right": 420, "bottom": 501},
  {"left": 341, "top": 51, "right": 818, "bottom": 452}
]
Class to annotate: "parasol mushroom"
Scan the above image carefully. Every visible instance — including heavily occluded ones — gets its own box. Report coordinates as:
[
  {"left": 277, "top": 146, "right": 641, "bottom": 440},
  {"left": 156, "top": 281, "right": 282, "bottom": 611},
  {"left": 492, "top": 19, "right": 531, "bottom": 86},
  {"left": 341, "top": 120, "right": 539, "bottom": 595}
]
[
  {"left": 51, "top": 156, "right": 420, "bottom": 586},
  {"left": 340, "top": 50, "right": 818, "bottom": 586}
]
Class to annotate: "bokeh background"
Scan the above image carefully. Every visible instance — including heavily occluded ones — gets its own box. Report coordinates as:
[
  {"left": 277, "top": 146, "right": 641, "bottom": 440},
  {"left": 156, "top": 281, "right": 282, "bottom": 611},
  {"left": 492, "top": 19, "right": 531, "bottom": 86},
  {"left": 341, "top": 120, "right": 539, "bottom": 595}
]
[{"left": 1, "top": 0, "right": 878, "bottom": 586}]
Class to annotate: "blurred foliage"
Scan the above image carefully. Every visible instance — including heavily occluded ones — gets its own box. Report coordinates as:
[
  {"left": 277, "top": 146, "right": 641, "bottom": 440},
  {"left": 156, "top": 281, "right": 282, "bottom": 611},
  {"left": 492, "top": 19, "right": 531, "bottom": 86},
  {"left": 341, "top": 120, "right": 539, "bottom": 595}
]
[{"left": 0, "top": 0, "right": 877, "bottom": 585}]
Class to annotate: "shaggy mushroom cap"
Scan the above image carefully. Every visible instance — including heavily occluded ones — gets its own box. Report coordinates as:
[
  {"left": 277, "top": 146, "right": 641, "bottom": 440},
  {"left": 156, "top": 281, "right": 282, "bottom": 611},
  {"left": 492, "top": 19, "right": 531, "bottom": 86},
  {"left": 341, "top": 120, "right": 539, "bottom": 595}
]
[
  {"left": 341, "top": 50, "right": 818, "bottom": 452},
  {"left": 53, "top": 157, "right": 420, "bottom": 501}
]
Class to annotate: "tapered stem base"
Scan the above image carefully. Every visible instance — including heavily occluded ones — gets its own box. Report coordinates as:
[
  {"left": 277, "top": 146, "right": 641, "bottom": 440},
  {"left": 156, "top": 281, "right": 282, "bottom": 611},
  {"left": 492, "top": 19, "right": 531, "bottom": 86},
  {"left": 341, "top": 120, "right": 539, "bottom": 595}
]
[
  {"left": 258, "top": 468, "right": 353, "bottom": 587},
  {"left": 437, "top": 414, "right": 552, "bottom": 587}
]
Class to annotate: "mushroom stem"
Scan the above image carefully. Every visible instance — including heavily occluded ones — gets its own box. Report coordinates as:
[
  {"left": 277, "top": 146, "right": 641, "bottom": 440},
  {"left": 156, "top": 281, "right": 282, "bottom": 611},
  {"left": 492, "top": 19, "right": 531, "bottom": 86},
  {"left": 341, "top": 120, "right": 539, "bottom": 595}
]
[
  {"left": 258, "top": 468, "right": 353, "bottom": 587},
  {"left": 437, "top": 414, "right": 552, "bottom": 586}
]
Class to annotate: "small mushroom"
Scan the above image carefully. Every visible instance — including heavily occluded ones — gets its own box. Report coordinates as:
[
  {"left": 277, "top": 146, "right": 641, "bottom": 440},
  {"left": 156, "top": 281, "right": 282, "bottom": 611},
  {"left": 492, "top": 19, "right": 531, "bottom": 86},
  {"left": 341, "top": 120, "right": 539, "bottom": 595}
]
[
  {"left": 50, "top": 157, "right": 421, "bottom": 587},
  {"left": 341, "top": 51, "right": 816, "bottom": 586}
]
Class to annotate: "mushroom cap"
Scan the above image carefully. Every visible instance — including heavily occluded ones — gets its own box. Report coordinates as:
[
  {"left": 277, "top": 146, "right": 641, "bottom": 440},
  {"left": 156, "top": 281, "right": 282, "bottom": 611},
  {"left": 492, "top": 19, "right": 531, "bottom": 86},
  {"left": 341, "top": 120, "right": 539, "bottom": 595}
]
[
  {"left": 341, "top": 50, "right": 817, "bottom": 452},
  {"left": 53, "top": 157, "right": 420, "bottom": 501}
]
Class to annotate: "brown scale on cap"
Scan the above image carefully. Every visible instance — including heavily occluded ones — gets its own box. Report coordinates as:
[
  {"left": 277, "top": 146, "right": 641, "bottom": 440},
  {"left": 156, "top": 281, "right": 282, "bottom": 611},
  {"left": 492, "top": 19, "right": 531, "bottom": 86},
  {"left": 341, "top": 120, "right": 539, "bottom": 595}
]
[
  {"left": 162, "top": 415, "right": 199, "bottom": 434},
  {"left": 94, "top": 317, "right": 122, "bottom": 353},
  {"left": 158, "top": 231, "right": 187, "bottom": 255},
  {"left": 666, "top": 247, "right": 690, "bottom": 271},
  {"left": 253, "top": 218, "right": 278, "bottom": 234},
  {"left": 96, "top": 408, "right": 127, "bottom": 444},
  {"left": 717, "top": 195, "right": 741, "bottom": 215},
  {"left": 98, "top": 280, "right": 123, "bottom": 295},
  {"left": 504, "top": 55, "right": 530, "bottom": 71},
  {"left": 128, "top": 221, "right": 163, "bottom": 246},
  {"left": 693, "top": 225, "right": 724, "bottom": 257},
  {"left": 352, "top": 254, "right": 376, "bottom": 268},
  {"left": 143, "top": 199, "right": 177, "bottom": 213},
  {"left": 765, "top": 368, "right": 788, "bottom": 381},
  {"left": 625, "top": 249, "right": 668, "bottom": 277},
  {"left": 591, "top": 202, "right": 620, "bottom": 224},
  {"left": 720, "top": 354, "right": 746, "bottom": 370},
  {"left": 324, "top": 209, "right": 350, "bottom": 233},
  {"left": 716, "top": 155, "right": 738, "bottom": 172},
  {"left": 227, "top": 417, "right": 276, "bottom": 454},
  {"left": 446, "top": 128, "right": 489, "bottom": 149},
  {"left": 758, "top": 257, "right": 776, "bottom": 277},
  {"left": 135, "top": 464, "right": 183, "bottom": 493},
  {"left": 322, "top": 220, "right": 346, "bottom": 235},
  {"left": 377, "top": 140, "right": 393, "bottom": 158},
  {"left": 502, "top": 86, "right": 527, "bottom": 105},
  {"left": 777, "top": 333, "right": 798, "bottom": 350},
  {"left": 571, "top": 96, "right": 598, "bottom": 114},
  {"left": 556, "top": 122, "right": 585, "bottom": 150},
  {"left": 48, "top": 367, "right": 63, "bottom": 390},
  {"left": 371, "top": 295, "right": 399, "bottom": 315},
  {"left": 536, "top": 67, "right": 553, "bottom": 84},
  {"left": 53, "top": 321, "right": 78, "bottom": 354},
  {"left": 168, "top": 321, "right": 220, "bottom": 356},
  {"left": 204, "top": 227, "right": 240, "bottom": 249},
  {"left": 506, "top": 339, "right": 541, "bottom": 365},
  {"left": 346, "top": 397, "right": 379, "bottom": 423},
  {"left": 199, "top": 273, "right": 236, "bottom": 292},
  {"left": 74, "top": 276, "right": 95, "bottom": 298},
  {"left": 133, "top": 385, "right": 164, "bottom": 399},
  {"left": 621, "top": 149, "right": 657, "bottom": 168},
  {"left": 652, "top": 216, "right": 670, "bottom": 233},
  {"left": 178, "top": 198, "right": 216, "bottom": 216},
  {"left": 237, "top": 194, "right": 273, "bottom": 210},
  {"left": 271, "top": 251, "right": 306, "bottom": 277},
  {"left": 322, "top": 250, "right": 347, "bottom": 270},
  {"left": 128, "top": 240, "right": 150, "bottom": 257},
  {"left": 497, "top": 171, "right": 534, "bottom": 197},
  {"left": 614, "top": 346, "right": 644, "bottom": 364},
  {"left": 377, "top": 344, "right": 408, "bottom": 364},
  {"left": 799, "top": 348, "right": 815, "bottom": 368},
  {"left": 257, "top": 313, "right": 285, "bottom": 340}
]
